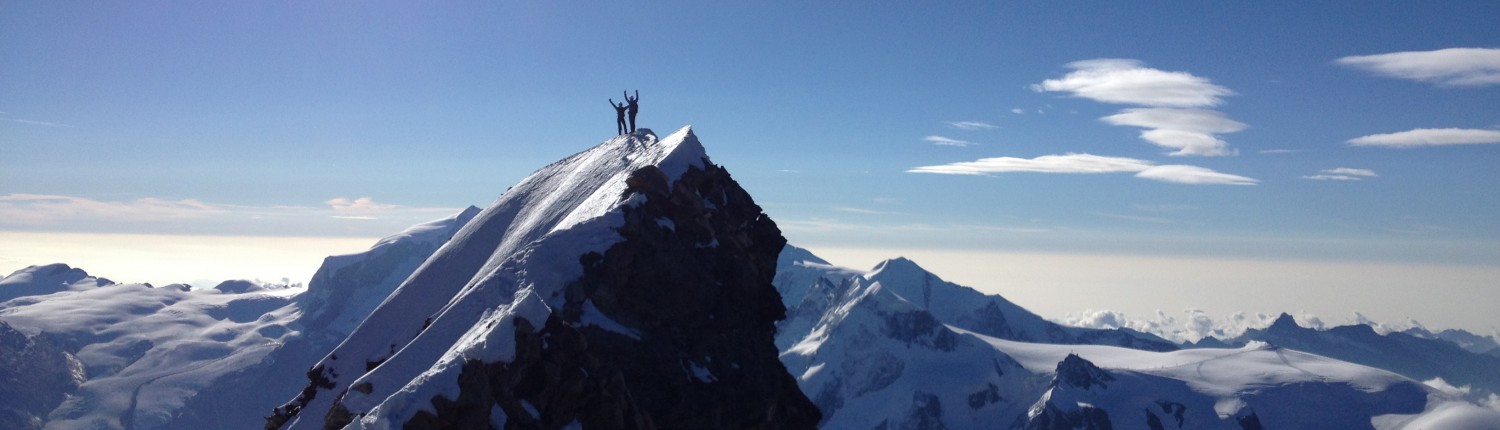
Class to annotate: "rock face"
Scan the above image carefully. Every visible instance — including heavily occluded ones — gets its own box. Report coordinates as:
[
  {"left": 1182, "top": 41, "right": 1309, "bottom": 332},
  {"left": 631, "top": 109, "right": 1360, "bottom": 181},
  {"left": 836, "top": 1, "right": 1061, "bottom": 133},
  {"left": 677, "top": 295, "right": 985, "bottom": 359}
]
[
  {"left": 0, "top": 320, "right": 85, "bottom": 430},
  {"left": 410, "top": 152, "right": 817, "bottom": 429},
  {"left": 271, "top": 127, "right": 818, "bottom": 429}
]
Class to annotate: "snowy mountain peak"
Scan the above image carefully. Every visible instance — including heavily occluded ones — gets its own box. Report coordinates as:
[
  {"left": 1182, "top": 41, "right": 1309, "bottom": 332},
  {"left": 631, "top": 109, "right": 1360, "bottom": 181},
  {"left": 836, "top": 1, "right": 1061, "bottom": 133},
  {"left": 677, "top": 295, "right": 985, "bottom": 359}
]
[
  {"left": 0, "top": 263, "right": 114, "bottom": 304},
  {"left": 869, "top": 257, "right": 928, "bottom": 278},
  {"left": 273, "top": 126, "right": 817, "bottom": 429}
]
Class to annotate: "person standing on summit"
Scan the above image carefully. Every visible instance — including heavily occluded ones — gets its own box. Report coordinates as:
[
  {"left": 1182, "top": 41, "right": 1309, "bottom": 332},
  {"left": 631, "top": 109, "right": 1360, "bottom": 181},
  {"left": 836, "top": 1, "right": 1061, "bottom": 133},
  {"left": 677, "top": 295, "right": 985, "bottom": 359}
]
[
  {"left": 624, "top": 90, "right": 639, "bottom": 133},
  {"left": 610, "top": 98, "right": 629, "bottom": 135}
]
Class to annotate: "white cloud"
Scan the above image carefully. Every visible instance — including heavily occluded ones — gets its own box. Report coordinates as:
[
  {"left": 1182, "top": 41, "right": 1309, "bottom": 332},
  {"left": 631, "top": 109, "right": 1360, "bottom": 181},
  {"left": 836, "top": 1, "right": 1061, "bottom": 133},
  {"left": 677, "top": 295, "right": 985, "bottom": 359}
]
[
  {"left": 1059, "top": 309, "right": 1281, "bottom": 343},
  {"left": 1303, "top": 167, "right": 1377, "bottom": 181},
  {"left": 1038, "top": 61, "right": 1244, "bottom": 156},
  {"left": 1348, "top": 128, "right": 1500, "bottom": 147},
  {"left": 1101, "top": 107, "right": 1246, "bottom": 157},
  {"left": 1485, "top": 393, "right": 1500, "bottom": 411},
  {"left": 909, "top": 153, "right": 1257, "bottom": 185},
  {"left": 1010, "top": 108, "right": 1026, "bottom": 115},
  {"left": 946, "top": 121, "right": 998, "bottom": 130},
  {"left": 2, "top": 118, "right": 72, "bottom": 127},
  {"left": 1140, "top": 129, "right": 1235, "bottom": 157},
  {"left": 1033, "top": 59, "right": 1233, "bottom": 107},
  {"left": 923, "top": 135, "right": 978, "bottom": 147},
  {"left": 777, "top": 218, "right": 1048, "bottom": 235},
  {"left": 832, "top": 206, "right": 909, "bottom": 216},
  {"left": 1102, "top": 108, "right": 1248, "bottom": 134},
  {"left": 1303, "top": 175, "right": 1361, "bottom": 181},
  {"left": 908, "top": 153, "right": 1153, "bottom": 175},
  {"left": 0, "top": 193, "right": 460, "bottom": 235},
  {"left": 1423, "top": 377, "right": 1472, "bottom": 397},
  {"left": 1135, "top": 165, "right": 1258, "bottom": 185},
  {"left": 1336, "top": 47, "right": 1500, "bottom": 87},
  {"left": 1326, "top": 167, "right": 1376, "bottom": 176},
  {"left": 0, "top": 193, "right": 223, "bottom": 224},
  {"left": 325, "top": 197, "right": 398, "bottom": 212}
]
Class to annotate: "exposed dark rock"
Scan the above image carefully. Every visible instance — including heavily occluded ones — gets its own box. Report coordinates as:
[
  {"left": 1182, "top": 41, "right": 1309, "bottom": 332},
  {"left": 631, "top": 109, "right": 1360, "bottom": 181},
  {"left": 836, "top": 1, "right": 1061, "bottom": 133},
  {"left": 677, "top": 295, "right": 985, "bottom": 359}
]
[
  {"left": 967, "top": 383, "right": 1002, "bottom": 410},
  {"left": 0, "top": 320, "right": 86, "bottom": 430},
  {"left": 1055, "top": 354, "right": 1114, "bottom": 391},
  {"left": 404, "top": 159, "right": 819, "bottom": 428},
  {"left": 881, "top": 306, "right": 959, "bottom": 352}
]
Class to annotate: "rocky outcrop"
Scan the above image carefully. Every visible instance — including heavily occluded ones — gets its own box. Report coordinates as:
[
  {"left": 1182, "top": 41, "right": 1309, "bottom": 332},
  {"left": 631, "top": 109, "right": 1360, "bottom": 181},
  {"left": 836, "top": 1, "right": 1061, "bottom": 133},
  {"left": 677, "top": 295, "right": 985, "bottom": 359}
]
[
  {"left": 405, "top": 152, "right": 819, "bottom": 428},
  {"left": 0, "top": 320, "right": 86, "bottom": 430}
]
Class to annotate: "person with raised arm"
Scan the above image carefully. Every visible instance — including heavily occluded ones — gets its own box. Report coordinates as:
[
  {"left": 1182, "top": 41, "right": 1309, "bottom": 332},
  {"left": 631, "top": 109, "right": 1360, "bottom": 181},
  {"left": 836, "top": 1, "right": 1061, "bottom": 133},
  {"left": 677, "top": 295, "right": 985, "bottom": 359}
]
[
  {"left": 623, "top": 90, "right": 639, "bottom": 133},
  {"left": 610, "top": 98, "right": 629, "bottom": 135}
]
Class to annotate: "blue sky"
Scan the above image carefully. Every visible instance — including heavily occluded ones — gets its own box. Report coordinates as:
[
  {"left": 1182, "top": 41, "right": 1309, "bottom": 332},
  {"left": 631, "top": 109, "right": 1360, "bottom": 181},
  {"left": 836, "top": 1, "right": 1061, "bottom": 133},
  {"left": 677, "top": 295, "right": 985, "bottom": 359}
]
[{"left": 3, "top": 2, "right": 1498, "bottom": 332}]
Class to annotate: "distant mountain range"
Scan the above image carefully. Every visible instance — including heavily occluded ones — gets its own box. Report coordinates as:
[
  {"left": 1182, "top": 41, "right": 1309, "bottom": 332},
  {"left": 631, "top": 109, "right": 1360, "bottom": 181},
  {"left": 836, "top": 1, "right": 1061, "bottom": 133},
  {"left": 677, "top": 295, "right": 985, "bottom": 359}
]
[{"left": 2, "top": 127, "right": 1497, "bottom": 429}]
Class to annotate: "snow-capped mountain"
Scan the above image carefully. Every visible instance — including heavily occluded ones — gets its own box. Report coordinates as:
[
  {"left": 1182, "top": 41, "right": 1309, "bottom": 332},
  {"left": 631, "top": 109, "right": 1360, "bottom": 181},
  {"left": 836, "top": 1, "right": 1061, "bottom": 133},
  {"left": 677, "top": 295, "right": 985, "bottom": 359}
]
[
  {"left": 777, "top": 272, "right": 1037, "bottom": 428},
  {"left": 0, "top": 206, "right": 478, "bottom": 430},
  {"left": 1201, "top": 313, "right": 1500, "bottom": 407},
  {"left": 271, "top": 127, "right": 817, "bottom": 429},
  {"left": 0, "top": 269, "right": 296, "bottom": 430},
  {"left": 775, "top": 246, "right": 1176, "bottom": 352},
  {"left": 774, "top": 246, "right": 1500, "bottom": 429}
]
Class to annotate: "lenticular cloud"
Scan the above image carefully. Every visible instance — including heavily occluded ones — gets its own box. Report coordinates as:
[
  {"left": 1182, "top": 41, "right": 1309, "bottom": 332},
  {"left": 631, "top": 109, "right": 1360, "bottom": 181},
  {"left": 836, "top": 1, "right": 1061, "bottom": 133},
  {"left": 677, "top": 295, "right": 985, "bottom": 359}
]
[
  {"left": 1036, "top": 60, "right": 1245, "bottom": 156},
  {"left": 1033, "top": 59, "right": 1233, "bottom": 108}
]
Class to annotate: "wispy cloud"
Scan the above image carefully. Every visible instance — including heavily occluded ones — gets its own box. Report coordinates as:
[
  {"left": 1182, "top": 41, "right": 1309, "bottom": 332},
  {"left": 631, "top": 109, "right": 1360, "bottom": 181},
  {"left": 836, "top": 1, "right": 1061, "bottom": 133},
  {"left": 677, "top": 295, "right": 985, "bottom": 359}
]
[
  {"left": 908, "top": 153, "right": 1152, "bottom": 175},
  {"left": 1136, "top": 165, "right": 1258, "bottom": 185},
  {"left": 1336, "top": 47, "right": 1500, "bottom": 87},
  {"left": 908, "top": 153, "right": 1257, "bottom": 185},
  {"left": 946, "top": 121, "right": 998, "bottom": 130},
  {"left": 1102, "top": 108, "right": 1246, "bottom": 156},
  {"left": 2, "top": 118, "right": 73, "bottom": 127},
  {"left": 0, "top": 193, "right": 460, "bottom": 233},
  {"left": 1094, "top": 212, "right": 1175, "bottom": 224},
  {"left": 1010, "top": 108, "right": 1026, "bottom": 115},
  {"left": 923, "top": 135, "right": 978, "bottom": 147},
  {"left": 325, "top": 196, "right": 398, "bottom": 213},
  {"left": 1348, "top": 128, "right": 1500, "bottom": 147},
  {"left": 1303, "top": 167, "right": 1377, "bottom": 181},
  {"left": 1033, "top": 59, "right": 1233, "bottom": 107},
  {"left": 0, "top": 193, "right": 222, "bottom": 224},
  {"left": 778, "top": 218, "right": 1049, "bottom": 235},
  {"left": 832, "top": 206, "right": 909, "bottom": 216}
]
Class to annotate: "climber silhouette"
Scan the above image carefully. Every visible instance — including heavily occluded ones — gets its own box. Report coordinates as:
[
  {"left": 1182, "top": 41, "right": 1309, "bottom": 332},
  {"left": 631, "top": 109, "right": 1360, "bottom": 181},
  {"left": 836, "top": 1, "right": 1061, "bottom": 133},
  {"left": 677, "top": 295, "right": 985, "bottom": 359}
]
[
  {"left": 624, "top": 90, "right": 639, "bottom": 133},
  {"left": 610, "top": 99, "right": 629, "bottom": 135}
]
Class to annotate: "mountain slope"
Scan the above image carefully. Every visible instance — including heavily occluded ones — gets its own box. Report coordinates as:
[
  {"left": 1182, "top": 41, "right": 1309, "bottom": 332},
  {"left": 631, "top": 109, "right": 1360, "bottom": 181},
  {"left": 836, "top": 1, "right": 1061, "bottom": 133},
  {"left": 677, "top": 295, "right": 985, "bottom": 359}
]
[
  {"left": 0, "top": 207, "right": 479, "bottom": 430},
  {"left": 775, "top": 247, "right": 1500, "bottom": 429},
  {"left": 774, "top": 248, "right": 1176, "bottom": 352},
  {"left": 273, "top": 127, "right": 817, "bottom": 429},
  {"left": 779, "top": 277, "right": 1036, "bottom": 428},
  {"left": 165, "top": 207, "right": 480, "bottom": 430},
  {"left": 1213, "top": 313, "right": 1500, "bottom": 405}
]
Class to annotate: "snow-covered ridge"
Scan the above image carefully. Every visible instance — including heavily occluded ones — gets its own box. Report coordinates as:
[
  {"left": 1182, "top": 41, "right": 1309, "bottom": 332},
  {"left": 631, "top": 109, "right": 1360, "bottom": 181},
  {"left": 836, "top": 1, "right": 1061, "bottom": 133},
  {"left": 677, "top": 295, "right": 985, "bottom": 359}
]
[{"left": 0, "top": 206, "right": 481, "bottom": 430}]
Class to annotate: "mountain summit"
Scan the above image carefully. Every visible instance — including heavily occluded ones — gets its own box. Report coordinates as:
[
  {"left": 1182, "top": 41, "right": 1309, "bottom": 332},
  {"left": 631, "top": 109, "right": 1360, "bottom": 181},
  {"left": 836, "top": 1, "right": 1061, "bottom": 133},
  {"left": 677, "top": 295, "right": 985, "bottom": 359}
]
[{"left": 270, "top": 127, "right": 818, "bottom": 429}]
